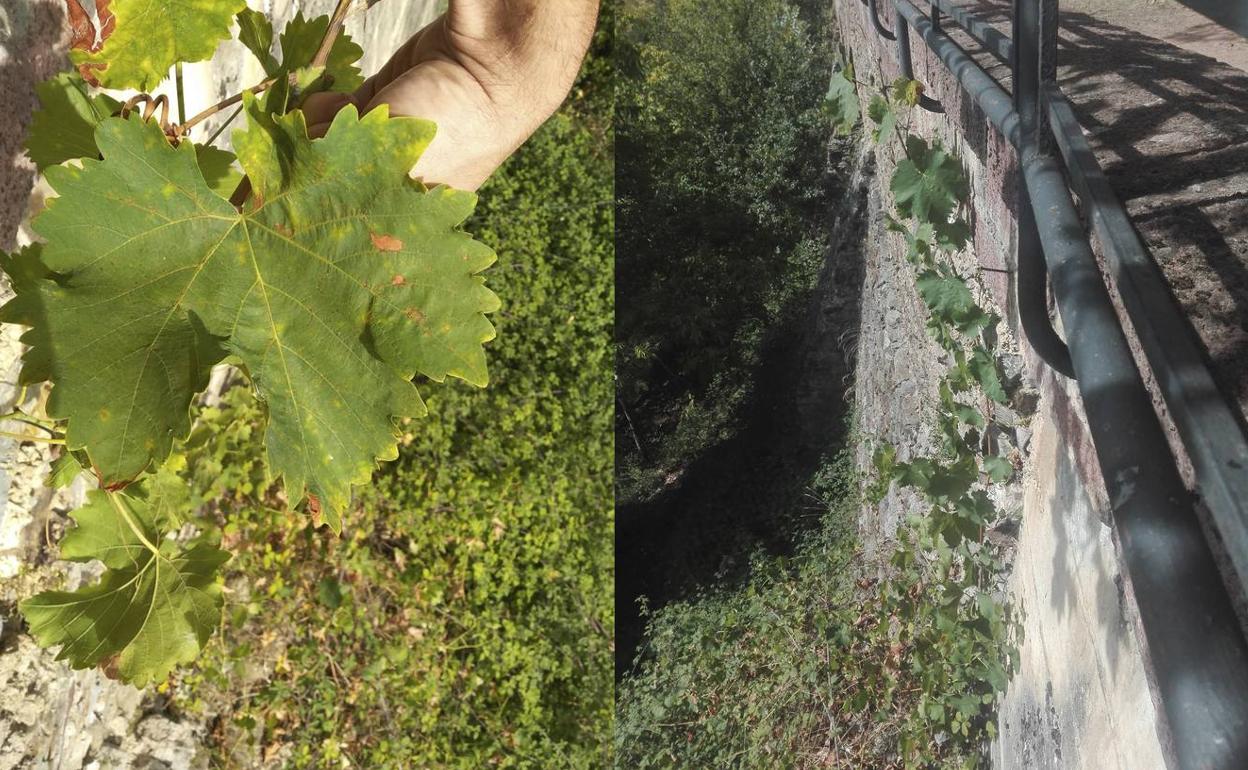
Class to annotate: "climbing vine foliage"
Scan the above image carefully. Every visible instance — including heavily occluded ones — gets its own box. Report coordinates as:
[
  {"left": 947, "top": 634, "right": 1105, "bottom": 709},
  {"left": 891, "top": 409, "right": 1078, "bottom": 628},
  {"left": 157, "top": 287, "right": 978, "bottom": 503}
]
[
  {"left": 7, "top": 0, "right": 497, "bottom": 685},
  {"left": 827, "top": 64, "right": 1022, "bottom": 766}
]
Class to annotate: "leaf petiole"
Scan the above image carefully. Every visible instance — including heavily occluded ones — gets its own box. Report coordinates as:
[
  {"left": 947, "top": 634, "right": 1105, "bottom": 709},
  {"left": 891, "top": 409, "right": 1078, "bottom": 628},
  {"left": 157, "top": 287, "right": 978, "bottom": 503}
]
[
  {"left": 108, "top": 490, "right": 162, "bottom": 558},
  {"left": 0, "top": 429, "right": 64, "bottom": 444}
]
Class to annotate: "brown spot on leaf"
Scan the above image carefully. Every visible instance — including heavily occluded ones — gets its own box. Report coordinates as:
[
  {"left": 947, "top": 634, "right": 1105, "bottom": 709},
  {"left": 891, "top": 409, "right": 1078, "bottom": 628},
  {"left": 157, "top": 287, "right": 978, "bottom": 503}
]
[
  {"left": 391, "top": 274, "right": 406, "bottom": 286},
  {"left": 404, "top": 307, "right": 426, "bottom": 324},
  {"left": 76, "top": 63, "right": 106, "bottom": 87},
  {"left": 370, "top": 233, "right": 403, "bottom": 252},
  {"left": 273, "top": 222, "right": 293, "bottom": 237}
]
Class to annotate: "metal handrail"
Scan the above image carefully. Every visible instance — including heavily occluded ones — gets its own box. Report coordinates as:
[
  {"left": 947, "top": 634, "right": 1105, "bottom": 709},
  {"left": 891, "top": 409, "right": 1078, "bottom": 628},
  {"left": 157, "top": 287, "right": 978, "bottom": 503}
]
[
  {"left": 894, "top": 6, "right": 945, "bottom": 113},
  {"left": 868, "top": 0, "right": 898, "bottom": 39},
  {"left": 863, "top": 1, "right": 1248, "bottom": 766}
]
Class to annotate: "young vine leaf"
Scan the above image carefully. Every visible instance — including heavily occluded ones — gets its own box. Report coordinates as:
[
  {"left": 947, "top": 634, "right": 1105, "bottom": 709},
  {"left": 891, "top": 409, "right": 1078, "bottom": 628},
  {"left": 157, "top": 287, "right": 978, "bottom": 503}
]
[
  {"left": 891, "top": 136, "right": 967, "bottom": 225},
  {"left": 24, "top": 73, "right": 121, "bottom": 172},
  {"left": 279, "top": 12, "right": 366, "bottom": 93},
  {"left": 891, "top": 77, "right": 924, "bottom": 108},
  {"left": 4, "top": 105, "right": 498, "bottom": 531},
  {"left": 69, "top": 0, "right": 247, "bottom": 91},
  {"left": 19, "top": 489, "right": 230, "bottom": 687},
  {"left": 826, "top": 67, "right": 860, "bottom": 136},
  {"left": 237, "top": 10, "right": 365, "bottom": 98},
  {"left": 866, "top": 94, "right": 896, "bottom": 145},
  {"left": 236, "top": 8, "right": 280, "bottom": 75}
]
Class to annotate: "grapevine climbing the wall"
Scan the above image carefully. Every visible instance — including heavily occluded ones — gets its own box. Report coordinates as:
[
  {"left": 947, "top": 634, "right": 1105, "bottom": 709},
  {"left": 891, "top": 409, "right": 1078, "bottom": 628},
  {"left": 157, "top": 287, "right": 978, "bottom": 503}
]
[
  {"left": 827, "top": 63, "right": 1023, "bottom": 765},
  {"left": 5, "top": 0, "right": 497, "bottom": 685}
]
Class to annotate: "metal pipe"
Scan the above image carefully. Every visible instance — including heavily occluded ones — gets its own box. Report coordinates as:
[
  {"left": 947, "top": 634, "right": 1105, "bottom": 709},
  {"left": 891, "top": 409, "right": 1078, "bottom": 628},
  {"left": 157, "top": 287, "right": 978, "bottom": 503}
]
[
  {"left": 930, "top": 0, "right": 1013, "bottom": 64},
  {"left": 894, "top": 5, "right": 945, "bottom": 112},
  {"left": 1013, "top": 0, "right": 1073, "bottom": 376},
  {"left": 868, "top": 0, "right": 897, "bottom": 40},
  {"left": 892, "top": 0, "right": 1074, "bottom": 374},
  {"left": 1023, "top": 150, "right": 1248, "bottom": 770},
  {"left": 892, "top": 0, "right": 1020, "bottom": 146},
  {"left": 1045, "top": 84, "right": 1248, "bottom": 604},
  {"left": 1016, "top": 185, "right": 1074, "bottom": 375}
]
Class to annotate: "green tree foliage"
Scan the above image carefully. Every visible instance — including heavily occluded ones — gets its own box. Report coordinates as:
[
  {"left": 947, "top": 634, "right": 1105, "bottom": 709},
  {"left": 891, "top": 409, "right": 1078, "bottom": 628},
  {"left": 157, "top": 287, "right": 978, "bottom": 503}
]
[{"left": 616, "top": 0, "right": 833, "bottom": 502}]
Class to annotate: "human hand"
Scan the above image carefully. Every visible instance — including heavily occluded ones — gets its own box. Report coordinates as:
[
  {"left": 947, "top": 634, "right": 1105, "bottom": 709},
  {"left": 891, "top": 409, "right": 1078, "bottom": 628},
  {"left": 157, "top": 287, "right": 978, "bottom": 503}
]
[{"left": 304, "top": 0, "right": 599, "bottom": 190}]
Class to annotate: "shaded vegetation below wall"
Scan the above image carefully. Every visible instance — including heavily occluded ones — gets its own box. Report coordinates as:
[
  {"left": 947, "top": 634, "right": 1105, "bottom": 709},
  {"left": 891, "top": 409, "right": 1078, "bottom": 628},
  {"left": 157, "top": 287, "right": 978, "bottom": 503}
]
[{"left": 614, "top": 0, "right": 845, "bottom": 674}]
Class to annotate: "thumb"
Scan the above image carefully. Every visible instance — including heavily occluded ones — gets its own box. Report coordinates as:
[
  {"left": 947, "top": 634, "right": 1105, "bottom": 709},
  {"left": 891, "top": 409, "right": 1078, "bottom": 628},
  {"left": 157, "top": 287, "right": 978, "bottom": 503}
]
[{"left": 301, "top": 91, "right": 358, "bottom": 138}]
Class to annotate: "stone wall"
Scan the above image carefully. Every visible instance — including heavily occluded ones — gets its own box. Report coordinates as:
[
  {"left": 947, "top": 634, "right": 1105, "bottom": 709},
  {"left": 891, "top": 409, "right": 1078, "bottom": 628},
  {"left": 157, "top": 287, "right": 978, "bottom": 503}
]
[
  {"left": 0, "top": 1, "right": 435, "bottom": 766},
  {"left": 829, "top": 1, "right": 1169, "bottom": 766}
]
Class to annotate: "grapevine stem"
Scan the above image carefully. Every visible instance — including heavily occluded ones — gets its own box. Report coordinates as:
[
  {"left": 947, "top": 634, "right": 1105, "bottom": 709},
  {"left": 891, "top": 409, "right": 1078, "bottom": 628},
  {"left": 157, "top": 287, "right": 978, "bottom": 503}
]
[
  {"left": 176, "top": 62, "right": 187, "bottom": 125},
  {"left": 313, "top": 0, "right": 356, "bottom": 69},
  {"left": 203, "top": 104, "right": 245, "bottom": 147},
  {"left": 0, "top": 413, "right": 60, "bottom": 435},
  {"left": 0, "top": 429, "right": 64, "bottom": 444},
  {"left": 109, "top": 491, "right": 162, "bottom": 557},
  {"left": 180, "top": 77, "right": 279, "bottom": 135}
]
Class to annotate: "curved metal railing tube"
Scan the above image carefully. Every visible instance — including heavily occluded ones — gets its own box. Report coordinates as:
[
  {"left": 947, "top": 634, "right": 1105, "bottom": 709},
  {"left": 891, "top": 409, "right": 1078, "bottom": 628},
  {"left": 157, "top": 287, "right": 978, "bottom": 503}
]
[
  {"left": 1022, "top": 148, "right": 1248, "bottom": 770},
  {"left": 1016, "top": 192, "right": 1074, "bottom": 376},
  {"left": 931, "top": 0, "right": 1013, "bottom": 64},
  {"left": 868, "top": 0, "right": 897, "bottom": 40},
  {"left": 1012, "top": 0, "right": 1072, "bottom": 376}
]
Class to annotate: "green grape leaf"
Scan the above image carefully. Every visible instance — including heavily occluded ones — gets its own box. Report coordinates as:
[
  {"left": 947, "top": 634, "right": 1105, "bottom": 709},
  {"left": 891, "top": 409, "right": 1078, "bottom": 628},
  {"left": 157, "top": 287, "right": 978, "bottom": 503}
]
[
  {"left": 237, "top": 8, "right": 278, "bottom": 75},
  {"left": 279, "top": 12, "right": 365, "bottom": 93},
  {"left": 825, "top": 69, "right": 860, "bottom": 136},
  {"left": 891, "top": 77, "right": 924, "bottom": 108},
  {"left": 916, "top": 270, "right": 974, "bottom": 321},
  {"left": 5, "top": 107, "right": 497, "bottom": 530},
  {"left": 915, "top": 268, "right": 991, "bottom": 338},
  {"left": 891, "top": 136, "right": 968, "bottom": 225},
  {"left": 934, "top": 218, "right": 971, "bottom": 252},
  {"left": 25, "top": 73, "right": 121, "bottom": 171},
  {"left": 70, "top": 0, "right": 247, "bottom": 91},
  {"left": 866, "top": 94, "right": 896, "bottom": 145},
  {"left": 194, "top": 144, "right": 243, "bottom": 200},
  {"left": 982, "top": 454, "right": 1013, "bottom": 483},
  {"left": 46, "top": 450, "right": 88, "bottom": 489},
  {"left": 20, "top": 490, "right": 228, "bottom": 687},
  {"left": 954, "top": 403, "right": 985, "bottom": 428},
  {"left": 969, "top": 346, "right": 1008, "bottom": 404}
]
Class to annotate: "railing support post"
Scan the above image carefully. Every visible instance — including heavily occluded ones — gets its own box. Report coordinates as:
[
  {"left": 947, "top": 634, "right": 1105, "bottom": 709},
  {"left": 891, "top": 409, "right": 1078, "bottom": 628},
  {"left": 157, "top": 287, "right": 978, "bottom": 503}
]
[{"left": 1014, "top": 0, "right": 1074, "bottom": 376}]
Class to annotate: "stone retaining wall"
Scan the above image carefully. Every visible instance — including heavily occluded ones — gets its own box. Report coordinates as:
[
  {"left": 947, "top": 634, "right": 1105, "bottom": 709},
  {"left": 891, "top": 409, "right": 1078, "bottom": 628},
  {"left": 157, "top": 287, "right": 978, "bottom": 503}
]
[{"left": 829, "top": 2, "right": 1170, "bottom": 766}]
